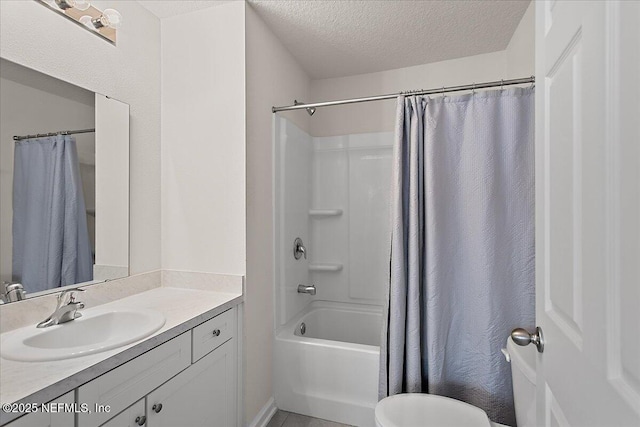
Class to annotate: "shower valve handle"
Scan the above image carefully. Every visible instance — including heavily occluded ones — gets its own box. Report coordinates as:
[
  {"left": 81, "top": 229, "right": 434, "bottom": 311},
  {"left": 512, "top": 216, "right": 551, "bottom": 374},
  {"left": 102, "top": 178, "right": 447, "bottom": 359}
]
[{"left": 293, "top": 237, "right": 307, "bottom": 260}]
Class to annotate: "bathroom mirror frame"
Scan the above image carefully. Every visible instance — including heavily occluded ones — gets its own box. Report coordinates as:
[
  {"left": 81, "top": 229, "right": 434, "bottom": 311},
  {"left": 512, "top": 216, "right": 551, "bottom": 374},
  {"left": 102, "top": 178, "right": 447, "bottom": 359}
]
[{"left": 0, "top": 57, "right": 131, "bottom": 304}]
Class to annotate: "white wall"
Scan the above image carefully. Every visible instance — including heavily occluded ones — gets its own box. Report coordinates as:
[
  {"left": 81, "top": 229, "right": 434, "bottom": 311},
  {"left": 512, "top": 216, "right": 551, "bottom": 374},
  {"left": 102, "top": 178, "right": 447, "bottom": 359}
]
[
  {"left": 95, "top": 94, "right": 130, "bottom": 280},
  {"left": 505, "top": 1, "right": 535, "bottom": 79},
  {"left": 0, "top": 60, "right": 95, "bottom": 283},
  {"left": 309, "top": 51, "right": 507, "bottom": 137},
  {"left": 0, "top": 0, "right": 162, "bottom": 274},
  {"left": 245, "top": 3, "right": 311, "bottom": 424},
  {"left": 161, "top": 2, "right": 246, "bottom": 275}
]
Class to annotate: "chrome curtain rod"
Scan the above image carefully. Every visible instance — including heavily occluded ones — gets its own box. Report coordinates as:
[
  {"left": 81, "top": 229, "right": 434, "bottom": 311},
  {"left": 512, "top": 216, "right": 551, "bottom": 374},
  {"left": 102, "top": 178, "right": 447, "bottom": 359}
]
[
  {"left": 13, "top": 128, "right": 95, "bottom": 141},
  {"left": 272, "top": 76, "right": 535, "bottom": 113}
]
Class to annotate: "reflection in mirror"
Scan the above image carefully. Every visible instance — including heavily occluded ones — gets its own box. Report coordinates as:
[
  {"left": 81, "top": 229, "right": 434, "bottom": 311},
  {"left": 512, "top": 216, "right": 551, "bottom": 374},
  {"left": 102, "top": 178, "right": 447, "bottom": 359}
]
[{"left": 0, "top": 58, "right": 129, "bottom": 303}]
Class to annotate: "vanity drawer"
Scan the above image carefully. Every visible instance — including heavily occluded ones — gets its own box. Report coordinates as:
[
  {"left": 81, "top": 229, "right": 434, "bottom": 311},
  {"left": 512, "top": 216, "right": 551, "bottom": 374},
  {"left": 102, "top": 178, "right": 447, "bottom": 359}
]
[
  {"left": 77, "top": 332, "right": 191, "bottom": 427},
  {"left": 191, "top": 308, "right": 236, "bottom": 362}
]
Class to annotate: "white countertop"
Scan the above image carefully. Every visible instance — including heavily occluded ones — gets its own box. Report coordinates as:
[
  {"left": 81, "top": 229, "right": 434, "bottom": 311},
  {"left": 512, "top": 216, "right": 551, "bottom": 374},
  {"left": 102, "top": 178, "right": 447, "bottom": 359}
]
[{"left": 0, "top": 285, "right": 242, "bottom": 424}]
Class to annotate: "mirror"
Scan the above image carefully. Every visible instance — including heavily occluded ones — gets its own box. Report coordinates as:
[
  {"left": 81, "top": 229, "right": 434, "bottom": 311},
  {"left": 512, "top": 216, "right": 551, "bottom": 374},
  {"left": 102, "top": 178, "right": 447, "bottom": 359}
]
[{"left": 0, "top": 58, "right": 129, "bottom": 303}]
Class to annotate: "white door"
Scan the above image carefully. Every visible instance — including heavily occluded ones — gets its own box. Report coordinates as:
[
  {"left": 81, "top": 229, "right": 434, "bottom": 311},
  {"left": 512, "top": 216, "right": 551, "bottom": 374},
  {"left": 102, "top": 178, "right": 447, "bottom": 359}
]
[{"left": 535, "top": 1, "right": 640, "bottom": 426}]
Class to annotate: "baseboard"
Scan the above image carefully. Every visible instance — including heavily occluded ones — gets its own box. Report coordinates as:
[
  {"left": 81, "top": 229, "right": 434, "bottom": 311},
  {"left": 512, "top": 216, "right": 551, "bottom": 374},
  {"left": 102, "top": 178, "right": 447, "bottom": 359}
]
[{"left": 247, "top": 397, "right": 277, "bottom": 427}]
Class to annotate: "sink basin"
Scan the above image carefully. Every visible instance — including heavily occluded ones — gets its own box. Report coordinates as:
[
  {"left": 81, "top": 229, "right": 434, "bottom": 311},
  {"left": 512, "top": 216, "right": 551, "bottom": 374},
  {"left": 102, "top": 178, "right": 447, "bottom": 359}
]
[{"left": 1, "top": 308, "right": 166, "bottom": 362}]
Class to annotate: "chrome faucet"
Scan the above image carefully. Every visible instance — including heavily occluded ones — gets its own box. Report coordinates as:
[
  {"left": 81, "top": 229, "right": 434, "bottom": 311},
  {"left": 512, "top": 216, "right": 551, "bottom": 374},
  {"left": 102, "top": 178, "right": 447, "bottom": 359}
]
[
  {"left": 2, "top": 282, "right": 26, "bottom": 303},
  {"left": 297, "top": 284, "right": 316, "bottom": 295},
  {"left": 37, "top": 288, "right": 85, "bottom": 328}
]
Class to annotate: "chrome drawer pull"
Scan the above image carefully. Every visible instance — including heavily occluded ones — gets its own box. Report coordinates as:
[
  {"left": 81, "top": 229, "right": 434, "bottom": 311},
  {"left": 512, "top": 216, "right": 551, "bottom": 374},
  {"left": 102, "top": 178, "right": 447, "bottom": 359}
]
[
  {"left": 152, "top": 403, "right": 163, "bottom": 413},
  {"left": 135, "top": 415, "right": 146, "bottom": 426},
  {"left": 212, "top": 329, "right": 221, "bottom": 337}
]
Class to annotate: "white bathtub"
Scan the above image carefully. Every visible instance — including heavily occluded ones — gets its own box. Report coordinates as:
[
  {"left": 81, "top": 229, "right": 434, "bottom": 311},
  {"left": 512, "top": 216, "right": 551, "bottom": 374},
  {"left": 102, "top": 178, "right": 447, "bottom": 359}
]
[{"left": 274, "top": 301, "right": 382, "bottom": 427}]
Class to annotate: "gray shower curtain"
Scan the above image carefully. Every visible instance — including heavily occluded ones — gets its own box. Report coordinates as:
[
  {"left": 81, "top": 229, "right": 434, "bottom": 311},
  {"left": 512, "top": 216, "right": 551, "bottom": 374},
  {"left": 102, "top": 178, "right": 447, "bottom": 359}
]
[
  {"left": 379, "top": 87, "right": 535, "bottom": 426},
  {"left": 12, "top": 135, "right": 93, "bottom": 293}
]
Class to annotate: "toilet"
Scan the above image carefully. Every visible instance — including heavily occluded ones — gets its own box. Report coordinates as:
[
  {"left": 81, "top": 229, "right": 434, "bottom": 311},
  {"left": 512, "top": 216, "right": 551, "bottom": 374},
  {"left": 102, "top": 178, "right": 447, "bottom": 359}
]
[{"left": 375, "top": 338, "right": 536, "bottom": 427}]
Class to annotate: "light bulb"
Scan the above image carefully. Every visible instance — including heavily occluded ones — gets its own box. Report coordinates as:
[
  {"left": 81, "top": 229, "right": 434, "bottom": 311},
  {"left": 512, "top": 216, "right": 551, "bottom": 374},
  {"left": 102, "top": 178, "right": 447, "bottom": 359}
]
[
  {"left": 102, "top": 8, "right": 122, "bottom": 29},
  {"left": 54, "top": 0, "right": 73, "bottom": 9},
  {"left": 79, "top": 15, "right": 95, "bottom": 30},
  {"left": 73, "top": 0, "right": 91, "bottom": 11}
]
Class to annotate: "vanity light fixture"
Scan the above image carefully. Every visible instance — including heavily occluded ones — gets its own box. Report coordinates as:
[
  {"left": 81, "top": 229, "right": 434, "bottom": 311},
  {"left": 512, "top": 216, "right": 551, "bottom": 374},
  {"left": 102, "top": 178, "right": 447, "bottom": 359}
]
[
  {"left": 80, "top": 8, "right": 122, "bottom": 30},
  {"left": 37, "top": 0, "right": 121, "bottom": 44}
]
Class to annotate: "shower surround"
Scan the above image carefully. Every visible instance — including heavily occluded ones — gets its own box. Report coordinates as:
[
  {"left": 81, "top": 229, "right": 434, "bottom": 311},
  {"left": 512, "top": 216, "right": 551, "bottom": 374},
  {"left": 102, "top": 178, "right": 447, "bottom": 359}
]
[{"left": 273, "top": 116, "right": 392, "bottom": 426}]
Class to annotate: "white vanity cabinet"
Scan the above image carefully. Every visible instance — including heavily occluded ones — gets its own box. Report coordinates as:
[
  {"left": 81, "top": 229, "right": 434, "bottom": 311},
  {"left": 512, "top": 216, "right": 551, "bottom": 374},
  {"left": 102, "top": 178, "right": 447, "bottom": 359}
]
[
  {"left": 75, "top": 307, "right": 238, "bottom": 427},
  {"left": 5, "top": 392, "right": 74, "bottom": 427},
  {"left": 77, "top": 332, "right": 192, "bottom": 427},
  {"left": 146, "top": 339, "right": 236, "bottom": 427}
]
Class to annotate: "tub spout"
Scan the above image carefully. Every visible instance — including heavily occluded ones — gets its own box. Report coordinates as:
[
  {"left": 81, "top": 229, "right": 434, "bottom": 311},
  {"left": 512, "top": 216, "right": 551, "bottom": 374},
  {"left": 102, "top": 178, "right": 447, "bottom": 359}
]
[{"left": 297, "top": 284, "right": 316, "bottom": 295}]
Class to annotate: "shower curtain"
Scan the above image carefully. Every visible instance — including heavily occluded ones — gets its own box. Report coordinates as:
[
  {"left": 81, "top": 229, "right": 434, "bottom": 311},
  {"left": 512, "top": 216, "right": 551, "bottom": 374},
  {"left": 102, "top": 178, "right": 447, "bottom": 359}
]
[
  {"left": 379, "top": 87, "right": 535, "bottom": 426},
  {"left": 12, "top": 135, "right": 93, "bottom": 293}
]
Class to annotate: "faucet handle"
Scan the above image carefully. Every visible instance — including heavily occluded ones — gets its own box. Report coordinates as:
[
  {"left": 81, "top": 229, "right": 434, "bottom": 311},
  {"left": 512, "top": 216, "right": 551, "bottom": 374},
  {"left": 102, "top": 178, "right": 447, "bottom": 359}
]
[
  {"left": 293, "top": 237, "right": 307, "bottom": 260},
  {"left": 57, "top": 288, "right": 85, "bottom": 305},
  {"left": 68, "top": 292, "right": 82, "bottom": 303}
]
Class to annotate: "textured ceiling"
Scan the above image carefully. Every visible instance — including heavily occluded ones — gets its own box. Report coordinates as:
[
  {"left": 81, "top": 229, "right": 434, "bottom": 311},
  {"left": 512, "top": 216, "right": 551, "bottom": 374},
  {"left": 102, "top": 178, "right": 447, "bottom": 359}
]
[
  {"left": 138, "top": 1, "right": 233, "bottom": 19},
  {"left": 248, "top": 0, "right": 530, "bottom": 79},
  {"left": 138, "top": 0, "right": 530, "bottom": 80}
]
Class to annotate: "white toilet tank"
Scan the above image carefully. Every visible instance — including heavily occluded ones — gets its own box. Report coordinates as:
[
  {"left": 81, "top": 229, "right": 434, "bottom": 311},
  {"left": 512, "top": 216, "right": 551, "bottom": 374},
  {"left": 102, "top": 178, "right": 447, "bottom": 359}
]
[{"left": 507, "top": 338, "right": 537, "bottom": 427}]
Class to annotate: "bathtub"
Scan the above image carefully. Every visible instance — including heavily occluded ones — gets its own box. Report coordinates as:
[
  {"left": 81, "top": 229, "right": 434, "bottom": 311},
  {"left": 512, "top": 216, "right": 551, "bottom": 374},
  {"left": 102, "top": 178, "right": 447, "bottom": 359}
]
[{"left": 274, "top": 301, "right": 382, "bottom": 427}]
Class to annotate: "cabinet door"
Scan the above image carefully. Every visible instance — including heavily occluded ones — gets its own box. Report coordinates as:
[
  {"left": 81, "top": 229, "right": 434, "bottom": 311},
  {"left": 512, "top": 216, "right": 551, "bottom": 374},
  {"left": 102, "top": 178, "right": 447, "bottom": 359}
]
[
  {"left": 6, "top": 391, "right": 74, "bottom": 427},
  {"left": 77, "top": 332, "right": 191, "bottom": 427},
  {"left": 146, "top": 339, "right": 236, "bottom": 427},
  {"left": 101, "top": 399, "right": 145, "bottom": 427}
]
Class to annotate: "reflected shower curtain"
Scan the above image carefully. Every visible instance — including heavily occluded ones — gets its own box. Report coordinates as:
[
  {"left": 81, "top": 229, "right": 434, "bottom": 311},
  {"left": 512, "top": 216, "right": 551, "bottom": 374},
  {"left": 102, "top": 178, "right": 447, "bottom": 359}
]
[
  {"left": 12, "top": 135, "right": 93, "bottom": 292},
  {"left": 379, "top": 88, "right": 535, "bottom": 425}
]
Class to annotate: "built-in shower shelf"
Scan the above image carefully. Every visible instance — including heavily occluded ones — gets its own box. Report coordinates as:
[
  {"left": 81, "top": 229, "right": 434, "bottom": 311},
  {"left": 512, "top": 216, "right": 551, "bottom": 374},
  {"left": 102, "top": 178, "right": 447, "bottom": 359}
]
[
  {"left": 309, "top": 209, "right": 343, "bottom": 217},
  {"left": 309, "top": 263, "right": 343, "bottom": 272}
]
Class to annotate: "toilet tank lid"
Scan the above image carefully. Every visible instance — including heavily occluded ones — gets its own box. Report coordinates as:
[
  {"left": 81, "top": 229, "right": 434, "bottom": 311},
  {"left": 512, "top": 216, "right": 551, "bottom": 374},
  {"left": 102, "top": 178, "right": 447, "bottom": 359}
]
[{"left": 375, "top": 394, "right": 491, "bottom": 427}]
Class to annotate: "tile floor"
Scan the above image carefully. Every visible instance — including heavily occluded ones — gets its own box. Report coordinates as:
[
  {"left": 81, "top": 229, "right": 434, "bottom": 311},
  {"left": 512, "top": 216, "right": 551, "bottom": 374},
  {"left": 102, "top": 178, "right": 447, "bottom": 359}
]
[{"left": 266, "top": 410, "right": 353, "bottom": 427}]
